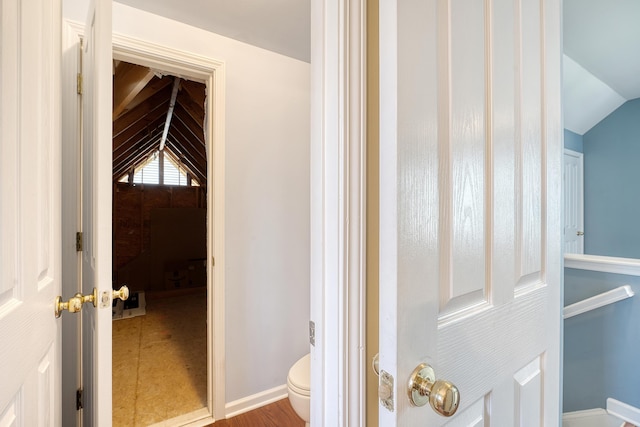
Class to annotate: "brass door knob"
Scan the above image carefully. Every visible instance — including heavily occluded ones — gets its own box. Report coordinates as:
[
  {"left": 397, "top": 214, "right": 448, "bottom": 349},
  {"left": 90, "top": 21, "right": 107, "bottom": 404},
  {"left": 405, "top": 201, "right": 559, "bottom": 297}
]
[
  {"left": 54, "top": 288, "right": 97, "bottom": 318},
  {"left": 577, "top": 231, "right": 584, "bottom": 236},
  {"left": 112, "top": 285, "right": 129, "bottom": 301},
  {"left": 408, "top": 363, "right": 460, "bottom": 417},
  {"left": 55, "top": 295, "right": 83, "bottom": 318}
]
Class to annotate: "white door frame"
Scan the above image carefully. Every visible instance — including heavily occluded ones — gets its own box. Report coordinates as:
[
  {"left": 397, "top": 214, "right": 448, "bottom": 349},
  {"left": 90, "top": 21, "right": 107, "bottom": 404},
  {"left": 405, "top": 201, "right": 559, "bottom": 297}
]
[
  {"left": 112, "top": 33, "right": 227, "bottom": 423},
  {"left": 309, "top": 0, "right": 368, "bottom": 425},
  {"left": 61, "top": 22, "right": 227, "bottom": 424}
]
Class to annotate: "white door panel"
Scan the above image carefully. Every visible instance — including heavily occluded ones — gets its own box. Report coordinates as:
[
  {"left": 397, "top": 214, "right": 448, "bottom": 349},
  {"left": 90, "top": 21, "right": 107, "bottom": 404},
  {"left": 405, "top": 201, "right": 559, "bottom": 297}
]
[
  {"left": 81, "top": 0, "right": 113, "bottom": 424},
  {"left": 564, "top": 150, "right": 584, "bottom": 254},
  {"left": 378, "top": 0, "right": 562, "bottom": 424},
  {"left": 0, "top": 0, "right": 61, "bottom": 424}
]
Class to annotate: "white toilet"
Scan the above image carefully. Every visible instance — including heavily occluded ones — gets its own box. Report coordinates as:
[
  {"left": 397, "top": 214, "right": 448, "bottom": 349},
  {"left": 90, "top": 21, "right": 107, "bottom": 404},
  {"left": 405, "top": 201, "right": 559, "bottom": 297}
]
[{"left": 287, "top": 353, "right": 310, "bottom": 426}]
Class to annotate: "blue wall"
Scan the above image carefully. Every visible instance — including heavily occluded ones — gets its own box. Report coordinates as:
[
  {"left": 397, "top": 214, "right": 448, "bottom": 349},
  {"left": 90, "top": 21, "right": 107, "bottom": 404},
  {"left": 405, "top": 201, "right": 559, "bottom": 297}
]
[
  {"left": 564, "top": 129, "right": 583, "bottom": 153},
  {"left": 583, "top": 98, "right": 640, "bottom": 258},
  {"left": 564, "top": 268, "right": 640, "bottom": 412}
]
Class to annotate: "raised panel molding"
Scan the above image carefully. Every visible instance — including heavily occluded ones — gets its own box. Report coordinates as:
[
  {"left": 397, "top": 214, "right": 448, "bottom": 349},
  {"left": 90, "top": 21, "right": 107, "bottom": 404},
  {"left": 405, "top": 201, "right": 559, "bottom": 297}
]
[
  {"left": 514, "top": 356, "right": 542, "bottom": 427},
  {"left": 439, "top": 0, "right": 489, "bottom": 316},
  {"left": 0, "top": 392, "right": 20, "bottom": 427},
  {"left": 37, "top": 347, "right": 54, "bottom": 426},
  {"left": 516, "top": 0, "right": 543, "bottom": 282},
  {"left": 444, "top": 396, "right": 486, "bottom": 427},
  {"left": 0, "top": 0, "right": 20, "bottom": 302}
]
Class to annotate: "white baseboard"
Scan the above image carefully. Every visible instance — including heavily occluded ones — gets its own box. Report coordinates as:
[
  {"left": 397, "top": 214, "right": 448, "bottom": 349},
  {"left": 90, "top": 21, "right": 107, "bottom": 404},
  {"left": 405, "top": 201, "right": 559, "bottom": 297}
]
[
  {"left": 224, "top": 384, "right": 289, "bottom": 419},
  {"left": 147, "top": 408, "right": 212, "bottom": 427}
]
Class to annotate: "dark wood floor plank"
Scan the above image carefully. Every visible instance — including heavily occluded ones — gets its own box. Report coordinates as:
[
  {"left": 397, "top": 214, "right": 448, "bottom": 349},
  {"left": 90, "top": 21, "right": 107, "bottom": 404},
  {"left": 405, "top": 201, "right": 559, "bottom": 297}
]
[{"left": 208, "top": 399, "right": 304, "bottom": 427}]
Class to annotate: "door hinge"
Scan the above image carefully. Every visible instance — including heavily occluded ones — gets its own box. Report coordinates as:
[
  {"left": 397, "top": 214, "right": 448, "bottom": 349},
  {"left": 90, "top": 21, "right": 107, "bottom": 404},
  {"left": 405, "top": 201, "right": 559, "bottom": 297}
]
[
  {"left": 77, "top": 40, "right": 83, "bottom": 96},
  {"left": 76, "top": 232, "right": 83, "bottom": 252},
  {"left": 76, "top": 388, "right": 84, "bottom": 410}
]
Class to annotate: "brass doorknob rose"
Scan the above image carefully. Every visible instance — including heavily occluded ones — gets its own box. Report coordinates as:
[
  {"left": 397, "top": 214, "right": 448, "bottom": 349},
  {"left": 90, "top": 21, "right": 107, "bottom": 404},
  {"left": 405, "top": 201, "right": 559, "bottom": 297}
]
[
  {"left": 55, "top": 295, "right": 82, "bottom": 318},
  {"left": 408, "top": 363, "right": 460, "bottom": 417},
  {"left": 112, "top": 285, "right": 129, "bottom": 301}
]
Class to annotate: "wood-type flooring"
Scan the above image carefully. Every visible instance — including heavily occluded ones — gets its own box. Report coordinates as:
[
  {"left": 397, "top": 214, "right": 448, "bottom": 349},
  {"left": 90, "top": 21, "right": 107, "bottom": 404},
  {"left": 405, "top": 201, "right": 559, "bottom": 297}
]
[
  {"left": 112, "top": 290, "right": 207, "bottom": 426},
  {"left": 209, "top": 399, "right": 304, "bottom": 427},
  {"left": 113, "top": 288, "right": 303, "bottom": 427}
]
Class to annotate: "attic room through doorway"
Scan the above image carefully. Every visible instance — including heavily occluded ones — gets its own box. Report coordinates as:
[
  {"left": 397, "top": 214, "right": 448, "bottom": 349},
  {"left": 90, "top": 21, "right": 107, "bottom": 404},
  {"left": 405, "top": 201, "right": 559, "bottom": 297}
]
[{"left": 111, "top": 59, "right": 209, "bottom": 425}]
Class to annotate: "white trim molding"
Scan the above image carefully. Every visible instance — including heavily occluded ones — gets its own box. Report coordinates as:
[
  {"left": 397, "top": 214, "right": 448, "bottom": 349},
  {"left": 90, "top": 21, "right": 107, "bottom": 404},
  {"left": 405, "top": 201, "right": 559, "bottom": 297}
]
[
  {"left": 111, "top": 31, "right": 227, "bottom": 423},
  {"left": 310, "top": 0, "right": 367, "bottom": 426},
  {"left": 565, "top": 253, "right": 640, "bottom": 276},
  {"left": 224, "top": 385, "right": 288, "bottom": 419}
]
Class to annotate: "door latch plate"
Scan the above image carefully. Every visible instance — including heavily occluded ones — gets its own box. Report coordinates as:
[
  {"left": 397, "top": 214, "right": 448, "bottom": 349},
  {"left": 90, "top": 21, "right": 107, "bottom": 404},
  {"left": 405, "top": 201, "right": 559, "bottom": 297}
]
[{"left": 100, "top": 291, "right": 110, "bottom": 308}]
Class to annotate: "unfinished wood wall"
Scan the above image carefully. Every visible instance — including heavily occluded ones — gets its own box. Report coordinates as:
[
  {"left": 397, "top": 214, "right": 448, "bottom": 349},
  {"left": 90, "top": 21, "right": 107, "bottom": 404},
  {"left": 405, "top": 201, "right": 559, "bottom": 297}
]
[{"left": 113, "top": 182, "right": 206, "bottom": 291}]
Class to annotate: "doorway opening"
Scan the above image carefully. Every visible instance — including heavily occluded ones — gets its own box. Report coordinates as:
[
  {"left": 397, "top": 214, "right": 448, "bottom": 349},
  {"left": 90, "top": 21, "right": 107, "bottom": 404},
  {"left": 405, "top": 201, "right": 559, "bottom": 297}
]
[{"left": 111, "top": 59, "right": 208, "bottom": 425}]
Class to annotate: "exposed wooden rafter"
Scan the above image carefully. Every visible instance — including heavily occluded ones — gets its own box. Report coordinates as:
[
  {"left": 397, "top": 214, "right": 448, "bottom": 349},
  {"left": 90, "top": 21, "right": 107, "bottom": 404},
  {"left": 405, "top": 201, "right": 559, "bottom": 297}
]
[
  {"left": 112, "top": 61, "right": 207, "bottom": 187},
  {"left": 181, "top": 79, "right": 206, "bottom": 109},
  {"left": 122, "top": 76, "right": 173, "bottom": 114},
  {"left": 113, "top": 87, "right": 172, "bottom": 141},
  {"left": 112, "top": 62, "right": 155, "bottom": 119}
]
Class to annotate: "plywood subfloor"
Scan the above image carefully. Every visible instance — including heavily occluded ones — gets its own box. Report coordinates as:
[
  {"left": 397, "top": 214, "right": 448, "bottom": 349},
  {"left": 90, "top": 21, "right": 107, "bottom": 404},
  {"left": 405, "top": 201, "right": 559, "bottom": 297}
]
[{"left": 113, "top": 290, "right": 207, "bottom": 426}]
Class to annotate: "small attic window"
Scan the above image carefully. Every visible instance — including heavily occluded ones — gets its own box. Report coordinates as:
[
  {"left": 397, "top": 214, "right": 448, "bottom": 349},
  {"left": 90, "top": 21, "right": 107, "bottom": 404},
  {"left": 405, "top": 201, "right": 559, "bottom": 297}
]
[{"left": 118, "top": 150, "right": 198, "bottom": 186}]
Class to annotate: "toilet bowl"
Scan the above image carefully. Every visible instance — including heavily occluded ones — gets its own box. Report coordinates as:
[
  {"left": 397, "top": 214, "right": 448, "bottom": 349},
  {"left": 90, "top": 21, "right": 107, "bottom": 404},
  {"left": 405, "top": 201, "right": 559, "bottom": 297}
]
[{"left": 287, "top": 353, "right": 310, "bottom": 426}]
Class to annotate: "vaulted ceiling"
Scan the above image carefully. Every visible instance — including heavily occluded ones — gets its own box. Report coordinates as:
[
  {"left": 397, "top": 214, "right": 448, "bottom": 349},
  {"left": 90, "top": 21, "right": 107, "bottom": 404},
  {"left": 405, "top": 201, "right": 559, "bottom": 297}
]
[
  {"left": 563, "top": 0, "right": 640, "bottom": 135},
  {"left": 112, "top": 61, "right": 207, "bottom": 186}
]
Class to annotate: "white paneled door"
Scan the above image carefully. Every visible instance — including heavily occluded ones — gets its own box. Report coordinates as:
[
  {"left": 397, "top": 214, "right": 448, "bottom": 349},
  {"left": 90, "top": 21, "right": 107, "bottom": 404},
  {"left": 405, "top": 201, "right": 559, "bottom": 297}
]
[
  {"left": 564, "top": 149, "right": 584, "bottom": 254},
  {"left": 80, "top": 0, "right": 113, "bottom": 425},
  {"left": 378, "top": 0, "right": 562, "bottom": 425},
  {"left": 0, "top": 0, "right": 62, "bottom": 425}
]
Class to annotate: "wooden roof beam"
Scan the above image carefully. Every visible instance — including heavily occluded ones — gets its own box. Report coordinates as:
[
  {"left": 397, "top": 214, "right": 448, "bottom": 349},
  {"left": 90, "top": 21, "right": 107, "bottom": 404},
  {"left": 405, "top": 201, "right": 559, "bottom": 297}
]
[
  {"left": 176, "top": 90, "right": 205, "bottom": 124},
  {"left": 113, "top": 62, "right": 155, "bottom": 119},
  {"left": 114, "top": 128, "right": 164, "bottom": 171},
  {"left": 169, "top": 117, "right": 206, "bottom": 158},
  {"left": 165, "top": 139, "right": 207, "bottom": 184},
  {"left": 174, "top": 105, "right": 205, "bottom": 143},
  {"left": 181, "top": 80, "right": 206, "bottom": 109},
  {"left": 113, "top": 85, "right": 172, "bottom": 138},
  {"left": 166, "top": 131, "right": 207, "bottom": 174},
  {"left": 113, "top": 137, "right": 160, "bottom": 180},
  {"left": 120, "top": 75, "right": 172, "bottom": 114},
  {"left": 114, "top": 122, "right": 164, "bottom": 168},
  {"left": 114, "top": 127, "right": 161, "bottom": 165},
  {"left": 113, "top": 105, "right": 168, "bottom": 151}
]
